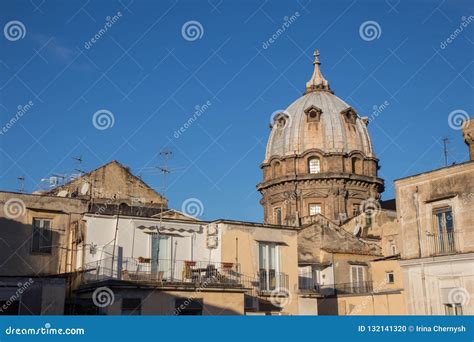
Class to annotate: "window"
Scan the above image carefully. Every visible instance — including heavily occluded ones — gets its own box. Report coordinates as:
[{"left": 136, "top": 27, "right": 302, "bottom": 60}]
[
  {"left": 308, "top": 158, "right": 321, "bottom": 174},
  {"left": 445, "top": 304, "right": 463, "bottom": 316},
  {"left": 350, "top": 265, "right": 365, "bottom": 293},
  {"left": 386, "top": 271, "right": 395, "bottom": 284},
  {"left": 175, "top": 298, "right": 203, "bottom": 315},
  {"left": 304, "top": 106, "right": 322, "bottom": 122},
  {"left": 390, "top": 243, "right": 397, "bottom": 255},
  {"left": 309, "top": 204, "right": 321, "bottom": 216},
  {"left": 121, "top": 298, "right": 141, "bottom": 315},
  {"left": 274, "top": 207, "right": 282, "bottom": 225},
  {"left": 31, "top": 218, "right": 52, "bottom": 253},
  {"left": 352, "top": 204, "right": 360, "bottom": 216},
  {"left": 258, "top": 242, "right": 280, "bottom": 292},
  {"left": 433, "top": 207, "right": 455, "bottom": 253}
]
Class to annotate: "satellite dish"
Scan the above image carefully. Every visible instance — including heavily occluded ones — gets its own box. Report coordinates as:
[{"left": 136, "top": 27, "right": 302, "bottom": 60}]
[
  {"left": 353, "top": 225, "right": 361, "bottom": 237},
  {"left": 57, "top": 190, "right": 68, "bottom": 197},
  {"left": 80, "top": 182, "right": 90, "bottom": 195}
]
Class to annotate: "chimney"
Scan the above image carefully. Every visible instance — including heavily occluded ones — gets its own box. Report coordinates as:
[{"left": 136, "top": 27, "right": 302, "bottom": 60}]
[{"left": 462, "top": 118, "right": 474, "bottom": 160}]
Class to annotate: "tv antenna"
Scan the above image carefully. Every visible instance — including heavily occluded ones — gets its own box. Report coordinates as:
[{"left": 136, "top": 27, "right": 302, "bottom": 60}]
[
  {"left": 72, "top": 155, "right": 83, "bottom": 164},
  {"left": 442, "top": 137, "right": 449, "bottom": 167},
  {"left": 17, "top": 175, "right": 25, "bottom": 193}
]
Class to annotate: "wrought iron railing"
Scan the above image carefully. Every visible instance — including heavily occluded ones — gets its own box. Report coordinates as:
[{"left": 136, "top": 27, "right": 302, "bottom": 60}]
[
  {"left": 298, "top": 276, "right": 373, "bottom": 296},
  {"left": 82, "top": 257, "right": 242, "bottom": 287},
  {"left": 424, "top": 231, "right": 460, "bottom": 256}
]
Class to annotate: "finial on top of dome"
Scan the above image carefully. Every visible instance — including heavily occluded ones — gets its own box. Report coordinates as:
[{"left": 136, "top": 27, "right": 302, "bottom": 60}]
[{"left": 305, "top": 49, "right": 332, "bottom": 94}]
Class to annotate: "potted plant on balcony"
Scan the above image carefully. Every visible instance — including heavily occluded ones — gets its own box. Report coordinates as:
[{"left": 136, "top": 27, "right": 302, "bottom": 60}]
[
  {"left": 138, "top": 257, "right": 151, "bottom": 263},
  {"left": 184, "top": 260, "right": 196, "bottom": 267},
  {"left": 222, "top": 262, "right": 233, "bottom": 269}
]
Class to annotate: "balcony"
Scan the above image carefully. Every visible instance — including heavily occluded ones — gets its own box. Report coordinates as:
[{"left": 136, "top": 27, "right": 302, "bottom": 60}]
[
  {"left": 298, "top": 274, "right": 373, "bottom": 296},
  {"left": 82, "top": 257, "right": 243, "bottom": 288},
  {"left": 424, "top": 231, "right": 460, "bottom": 256}
]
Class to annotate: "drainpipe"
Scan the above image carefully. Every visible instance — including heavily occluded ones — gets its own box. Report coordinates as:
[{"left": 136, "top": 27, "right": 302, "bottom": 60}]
[{"left": 413, "top": 187, "right": 422, "bottom": 258}]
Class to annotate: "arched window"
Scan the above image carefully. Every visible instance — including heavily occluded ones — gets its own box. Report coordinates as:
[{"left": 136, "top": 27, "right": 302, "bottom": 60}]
[{"left": 308, "top": 158, "right": 321, "bottom": 174}]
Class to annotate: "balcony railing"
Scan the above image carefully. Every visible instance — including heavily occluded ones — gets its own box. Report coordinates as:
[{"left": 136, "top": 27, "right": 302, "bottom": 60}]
[
  {"left": 82, "top": 257, "right": 242, "bottom": 288},
  {"left": 424, "top": 231, "right": 460, "bottom": 256},
  {"left": 298, "top": 276, "right": 373, "bottom": 296},
  {"left": 240, "top": 272, "right": 288, "bottom": 298}
]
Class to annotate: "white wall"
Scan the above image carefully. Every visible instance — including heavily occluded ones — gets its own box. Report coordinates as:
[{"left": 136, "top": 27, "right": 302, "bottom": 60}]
[
  {"left": 401, "top": 254, "right": 474, "bottom": 315},
  {"left": 78, "top": 215, "right": 222, "bottom": 269}
]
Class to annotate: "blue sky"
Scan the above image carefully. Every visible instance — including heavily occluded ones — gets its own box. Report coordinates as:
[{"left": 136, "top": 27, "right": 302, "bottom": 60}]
[{"left": 1, "top": 0, "right": 473, "bottom": 222}]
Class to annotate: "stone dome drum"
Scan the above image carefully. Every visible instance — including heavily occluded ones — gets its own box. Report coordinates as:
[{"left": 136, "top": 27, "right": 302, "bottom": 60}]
[{"left": 258, "top": 50, "right": 384, "bottom": 226}]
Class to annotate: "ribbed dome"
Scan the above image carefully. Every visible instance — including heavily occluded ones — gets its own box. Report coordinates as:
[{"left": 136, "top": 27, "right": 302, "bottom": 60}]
[{"left": 265, "top": 91, "right": 373, "bottom": 162}]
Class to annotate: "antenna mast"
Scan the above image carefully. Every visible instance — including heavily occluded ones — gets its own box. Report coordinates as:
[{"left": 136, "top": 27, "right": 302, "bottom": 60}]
[
  {"left": 17, "top": 176, "right": 25, "bottom": 193},
  {"left": 442, "top": 137, "right": 449, "bottom": 167}
]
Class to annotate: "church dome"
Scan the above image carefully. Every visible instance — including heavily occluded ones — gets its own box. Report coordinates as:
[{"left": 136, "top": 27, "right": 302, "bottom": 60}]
[
  {"left": 264, "top": 51, "right": 373, "bottom": 163},
  {"left": 258, "top": 50, "right": 383, "bottom": 226}
]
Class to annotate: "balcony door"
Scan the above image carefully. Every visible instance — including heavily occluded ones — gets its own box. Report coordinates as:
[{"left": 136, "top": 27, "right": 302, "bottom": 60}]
[
  {"left": 350, "top": 265, "right": 365, "bottom": 293},
  {"left": 434, "top": 207, "right": 455, "bottom": 253},
  {"left": 151, "top": 234, "right": 172, "bottom": 280},
  {"left": 258, "top": 242, "right": 280, "bottom": 291}
]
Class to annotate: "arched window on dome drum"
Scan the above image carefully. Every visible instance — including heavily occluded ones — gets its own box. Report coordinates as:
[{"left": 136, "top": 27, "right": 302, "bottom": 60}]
[{"left": 308, "top": 158, "right": 321, "bottom": 174}]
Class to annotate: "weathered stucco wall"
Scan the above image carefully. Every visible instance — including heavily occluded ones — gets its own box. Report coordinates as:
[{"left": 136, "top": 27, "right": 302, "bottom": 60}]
[
  {"left": 219, "top": 221, "right": 300, "bottom": 315},
  {"left": 0, "top": 192, "right": 87, "bottom": 276}
]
